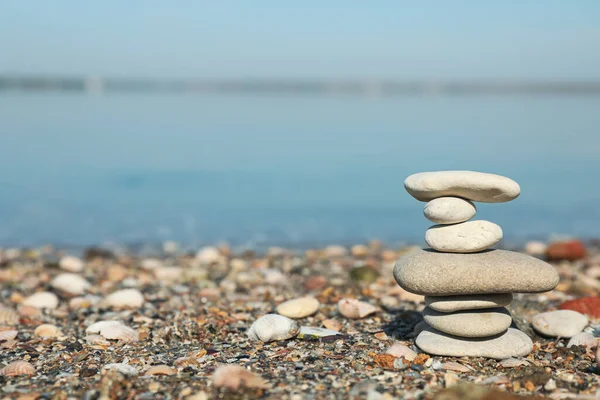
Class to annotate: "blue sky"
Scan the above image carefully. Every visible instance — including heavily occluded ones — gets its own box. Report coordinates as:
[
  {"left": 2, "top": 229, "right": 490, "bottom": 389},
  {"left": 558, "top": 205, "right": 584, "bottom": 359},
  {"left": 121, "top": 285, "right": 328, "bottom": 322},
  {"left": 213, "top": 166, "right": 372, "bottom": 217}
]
[{"left": 1, "top": 1, "right": 600, "bottom": 79}]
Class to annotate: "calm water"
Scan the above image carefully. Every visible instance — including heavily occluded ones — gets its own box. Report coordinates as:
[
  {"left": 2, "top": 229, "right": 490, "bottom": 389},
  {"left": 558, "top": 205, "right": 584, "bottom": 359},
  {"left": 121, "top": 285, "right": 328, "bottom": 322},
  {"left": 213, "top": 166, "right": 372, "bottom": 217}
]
[{"left": 0, "top": 93, "right": 599, "bottom": 248}]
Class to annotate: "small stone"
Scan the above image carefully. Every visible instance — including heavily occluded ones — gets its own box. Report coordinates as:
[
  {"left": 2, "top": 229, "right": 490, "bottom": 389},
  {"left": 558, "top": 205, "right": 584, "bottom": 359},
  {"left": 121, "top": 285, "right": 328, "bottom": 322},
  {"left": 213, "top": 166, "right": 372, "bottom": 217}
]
[
  {"left": 416, "top": 327, "right": 533, "bottom": 359},
  {"left": 23, "top": 292, "right": 59, "bottom": 309},
  {"left": 532, "top": 310, "right": 588, "bottom": 338},
  {"left": 546, "top": 240, "right": 586, "bottom": 261},
  {"left": 393, "top": 357, "right": 411, "bottom": 370},
  {"left": 349, "top": 266, "right": 380, "bottom": 283},
  {"left": 34, "top": 324, "right": 62, "bottom": 338},
  {"left": 422, "top": 307, "right": 512, "bottom": 338},
  {"left": 247, "top": 314, "right": 299, "bottom": 342},
  {"left": 559, "top": 296, "right": 600, "bottom": 318},
  {"left": 59, "top": 255, "right": 84, "bottom": 272},
  {"left": 100, "top": 288, "right": 145, "bottom": 309},
  {"left": 425, "top": 220, "right": 503, "bottom": 253},
  {"left": 442, "top": 361, "right": 471, "bottom": 373},
  {"left": 324, "top": 245, "right": 348, "bottom": 258},
  {"left": 212, "top": 365, "right": 270, "bottom": 390},
  {"left": 394, "top": 248, "right": 559, "bottom": 295},
  {"left": 544, "top": 379, "right": 557, "bottom": 391},
  {"left": 50, "top": 273, "right": 90, "bottom": 295},
  {"left": 351, "top": 244, "right": 369, "bottom": 258},
  {"left": 423, "top": 197, "right": 477, "bottom": 224},
  {"left": 195, "top": 246, "right": 222, "bottom": 265},
  {"left": 498, "top": 358, "right": 530, "bottom": 368},
  {"left": 276, "top": 297, "right": 320, "bottom": 319},
  {"left": 426, "top": 293, "right": 513, "bottom": 312},
  {"left": 297, "top": 326, "right": 340, "bottom": 339},
  {"left": 404, "top": 171, "right": 520, "bottom": 203},
  {"left": 524, "top": 241, "right": 547, "bottom": 257},
  {"left": 337, "top": 298, "right": 378, "bottom": 319}
]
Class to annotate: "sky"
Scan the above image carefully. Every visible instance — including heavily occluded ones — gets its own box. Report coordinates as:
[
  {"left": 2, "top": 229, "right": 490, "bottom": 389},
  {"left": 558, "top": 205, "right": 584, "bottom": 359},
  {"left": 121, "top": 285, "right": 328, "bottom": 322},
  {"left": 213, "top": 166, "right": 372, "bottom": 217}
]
[{"left": 1, "top": 1, "right": 600, "bottom": 80}]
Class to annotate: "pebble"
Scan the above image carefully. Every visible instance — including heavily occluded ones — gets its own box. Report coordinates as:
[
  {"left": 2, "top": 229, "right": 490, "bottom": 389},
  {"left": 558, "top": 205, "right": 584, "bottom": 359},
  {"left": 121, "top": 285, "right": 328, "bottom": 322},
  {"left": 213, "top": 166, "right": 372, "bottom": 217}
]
[
  {"left": 50, "top": 273, "right": 91, "bottom": 295},
  {"left": 195, "top": 246, "right": 222, "bottom": 265},
  {"left": 566, "top": 332, "right": 597, "bottom": 349},
  {"left": 100, "top": 288, "right": 145, "bottom": 309},
  {"left": 416, "top": 327, "right": 533, "bottom": 359},
  {"left": 524, "top": 241, "right": 547, "bottom": 257},
  {"left": 404, "top": 171, "right": 520, "bottom": 203},
  {"left": 422, "top": 307, "right": 512, "bottom": 337},
  {"left": 212, "top": 365, "right": 270, "bottom": 390},
  {"left": 34, "top": 324, "right": 62, "bottom": 338},
  {"left": 546, "top": 240, "right": 587, "bottom": 261},
  {"left": 425, "top": 293, "right": 513, "bottom": 312},
  {"left": 425, "top": 220, "right": 503, "bottom": 253},
  {"left": 247, "top": 314, "right": 300, "bottom": 342},
  {"left": 532, "top": 310, "right": 588, "bottom": 338},
  {"left": 423, "top": 197, "right": 477, "bottom": 224},
  {"left": 23, "top": 291, "right": 59, "bottom": 309},
  {"left": 337, "top": 298, "right": 378, "bottom": 319},
  {"left": 276, "top": 296, "right": 319, "bottom": 319},
  {"left": 59, "top": 255, "right": 84, "bottom": 272},
  {"left": 394, "top": 248, "right": 559, "bottom": 295},
  {"left": 498, "top": 358, "right": 530, "bottom": 368},
  {"left": 559, "top": 296, "right": 600, "bottom": 318}
]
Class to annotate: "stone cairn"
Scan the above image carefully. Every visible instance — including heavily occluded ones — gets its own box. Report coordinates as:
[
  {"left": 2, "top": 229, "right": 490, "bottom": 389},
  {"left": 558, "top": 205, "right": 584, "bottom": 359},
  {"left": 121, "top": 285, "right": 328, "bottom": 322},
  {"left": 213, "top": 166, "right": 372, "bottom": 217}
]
[{"left": 394, "top": 171, "right": 560, "bottom": 359}]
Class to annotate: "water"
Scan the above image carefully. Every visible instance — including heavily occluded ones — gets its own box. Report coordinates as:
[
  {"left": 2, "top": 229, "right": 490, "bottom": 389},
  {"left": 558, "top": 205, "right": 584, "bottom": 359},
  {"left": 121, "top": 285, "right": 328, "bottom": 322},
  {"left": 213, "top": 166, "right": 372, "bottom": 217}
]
[{"left": 1, "top": 92, "right": 599, "bottom": 248}]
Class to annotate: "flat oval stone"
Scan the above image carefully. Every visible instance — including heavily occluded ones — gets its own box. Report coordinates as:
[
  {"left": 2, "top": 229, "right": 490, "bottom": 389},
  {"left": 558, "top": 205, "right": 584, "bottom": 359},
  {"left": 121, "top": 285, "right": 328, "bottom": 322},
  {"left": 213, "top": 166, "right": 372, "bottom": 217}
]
[
  {"left": 394, "top": 248, "right": 559, "bottom": 295},
  {"left": 426, "top": 293, "right": 513, "bottom": 312},
  {"left": 425, "top": 220, "right": 503, "bottom": 253},
  {"left": 405, "top": 171, "right": 520, "bottom": 203},
  {"left": 416, "top": 326, "right": 533, "bottom": 359},
  {"left": 422, "top": 307, "right": 512, "bottom": 337},
  {"left": 423, "top": 197, "right": 476, "bottom": 224},
  {"left": 532, "top": 310, "right": 588, "bottom": 338}
]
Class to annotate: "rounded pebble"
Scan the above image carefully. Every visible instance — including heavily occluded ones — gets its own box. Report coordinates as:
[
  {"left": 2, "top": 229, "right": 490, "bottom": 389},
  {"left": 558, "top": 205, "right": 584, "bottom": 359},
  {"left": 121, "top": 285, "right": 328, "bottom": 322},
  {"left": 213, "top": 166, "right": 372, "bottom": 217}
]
[
  {"left": 532, "top": 310, "right": 588, "bottom": 338},
  {"left": 23, "top": 292, "right": 59, "bottom": 309},
  {"left": 425, "top": 220, "right": 503, "bottom": 253},
  {"left": 276, "top": 297, "right": 320, "bottom": 319},
  {"left": 423, "top": 197, "right": 476, "bottom": 224}
]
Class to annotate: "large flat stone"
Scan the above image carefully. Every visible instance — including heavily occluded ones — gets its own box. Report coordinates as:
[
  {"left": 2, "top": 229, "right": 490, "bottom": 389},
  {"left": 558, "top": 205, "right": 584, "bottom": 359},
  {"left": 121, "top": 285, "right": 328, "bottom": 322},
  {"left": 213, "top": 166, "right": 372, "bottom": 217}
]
[
  {"left": 394, "top": 248, "right": 559, "bottom": 295},
  {"left": 426, "top": 293, "right": 513, "bottom": 312},
  {"left": 422, "top": 307, "right": 512, "bottom": 338},
  {"left": 425, "top": 220, "right": 503, "bottom": 253},
  {"left": 405, "top": 171, "right": 520, "bottom": 203},
  {"left": 416, "top": 326, "right": 533, "bottom": 359}
]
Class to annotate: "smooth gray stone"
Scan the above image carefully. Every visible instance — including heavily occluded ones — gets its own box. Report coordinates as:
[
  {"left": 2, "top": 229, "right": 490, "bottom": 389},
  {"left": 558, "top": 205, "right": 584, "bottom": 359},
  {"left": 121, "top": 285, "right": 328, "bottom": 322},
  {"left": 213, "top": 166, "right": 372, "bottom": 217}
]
[
  {"left": 394, "top": 248, "right": 559, "bottom": 296},
  {"left": 426, "top": 293, "right": 513, "bottom": 312},
  {"left": 423, "top": 197, "right": 477, "bottom": 224},
  {"left": 532, "top": 310, "right": 588, "bottom": 338},
  {"left": 425, "top": 220, "right": 503, "bottom": 253},
  {"left": 416, "top": 326, "right": 533, "bottom": 359},
  {"left": 405, "top": 171, "right": 520, "bottom": 203},
  {"left": 422, "top": 307, "right": 512, "bottom": 338}
]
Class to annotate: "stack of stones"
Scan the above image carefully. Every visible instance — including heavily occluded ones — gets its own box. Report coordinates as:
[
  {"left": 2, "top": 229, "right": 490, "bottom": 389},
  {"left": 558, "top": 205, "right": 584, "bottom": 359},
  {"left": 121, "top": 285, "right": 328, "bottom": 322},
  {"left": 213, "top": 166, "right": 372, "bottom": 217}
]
[{"left": 394, "top": 171, "right": 560, "bottom": 359}]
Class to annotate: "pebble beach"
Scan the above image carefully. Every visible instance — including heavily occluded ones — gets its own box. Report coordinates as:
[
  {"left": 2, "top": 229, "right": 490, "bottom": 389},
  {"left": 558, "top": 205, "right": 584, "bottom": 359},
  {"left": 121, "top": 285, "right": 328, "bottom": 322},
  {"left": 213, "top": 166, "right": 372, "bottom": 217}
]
[{"left": 0, "top": 238, "right": 600, "bottom": 400}]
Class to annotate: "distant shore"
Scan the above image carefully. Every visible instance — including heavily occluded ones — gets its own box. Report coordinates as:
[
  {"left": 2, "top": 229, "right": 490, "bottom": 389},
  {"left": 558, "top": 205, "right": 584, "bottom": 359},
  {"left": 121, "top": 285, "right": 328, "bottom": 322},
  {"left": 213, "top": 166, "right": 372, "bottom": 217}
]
[{"left": 3, "top": 75, "right": 600, "bottom": 96}]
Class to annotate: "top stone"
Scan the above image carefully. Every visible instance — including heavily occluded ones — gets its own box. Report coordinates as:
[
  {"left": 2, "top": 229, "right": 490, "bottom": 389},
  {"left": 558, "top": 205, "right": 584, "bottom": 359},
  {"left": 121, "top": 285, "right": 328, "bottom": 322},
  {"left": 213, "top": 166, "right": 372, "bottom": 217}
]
[{"left": 404, "top": 171, "right": 520, "bottom": 203}]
